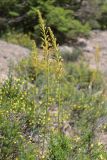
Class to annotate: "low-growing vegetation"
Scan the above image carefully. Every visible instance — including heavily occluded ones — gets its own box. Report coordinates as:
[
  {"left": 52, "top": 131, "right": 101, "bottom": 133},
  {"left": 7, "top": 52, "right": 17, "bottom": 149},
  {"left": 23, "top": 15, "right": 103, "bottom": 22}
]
[
  {"left": 0, "top": 10, "right": 107, "bottom": 160},
  {"left": 1, "top": 31, "right": 33, "bottom": 49}
]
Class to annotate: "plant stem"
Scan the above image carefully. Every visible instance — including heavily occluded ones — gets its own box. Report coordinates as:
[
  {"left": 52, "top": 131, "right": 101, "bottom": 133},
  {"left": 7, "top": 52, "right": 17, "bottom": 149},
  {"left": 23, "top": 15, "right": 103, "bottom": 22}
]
[
  {"left": 58, "top": 79, "right": 61, "bottom": 133},
  {"left": 42, "top": 52, "right": 49, "bottom": 155}
]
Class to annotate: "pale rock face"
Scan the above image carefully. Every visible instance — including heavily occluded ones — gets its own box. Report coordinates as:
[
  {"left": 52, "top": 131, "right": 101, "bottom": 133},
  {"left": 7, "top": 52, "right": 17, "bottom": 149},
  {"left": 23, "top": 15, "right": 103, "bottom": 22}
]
[
  {"left": 59, "top": 31, "right": 107, "bottom": 74},
  {"left": 0, "top": 40, "right": 30, "bottom": 81},
  {"left": 59, "top": 45, "right": 73, "bottom": 54},
  {"left": 77, "top": 31, "right": 107, "bottom": 74}
]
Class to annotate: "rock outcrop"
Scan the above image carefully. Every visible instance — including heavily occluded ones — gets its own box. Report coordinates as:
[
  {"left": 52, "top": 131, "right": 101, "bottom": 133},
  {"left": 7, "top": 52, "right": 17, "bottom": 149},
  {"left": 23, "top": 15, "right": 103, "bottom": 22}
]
[{"left": 0, "top": 40, "right": 30, "bottom": 81}]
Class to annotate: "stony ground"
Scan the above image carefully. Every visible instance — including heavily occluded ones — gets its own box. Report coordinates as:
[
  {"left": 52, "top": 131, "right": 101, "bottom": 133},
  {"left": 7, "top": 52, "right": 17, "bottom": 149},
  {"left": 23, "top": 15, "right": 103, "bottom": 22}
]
[
  {"left": 78, "top": 30, "right": 107, "bottom": 74},
  {"left": 0, "top": 40, "right": 30, "bottom": 81},
  {"left": 78, "top": 31, "right": 107, "bottom": 148}
]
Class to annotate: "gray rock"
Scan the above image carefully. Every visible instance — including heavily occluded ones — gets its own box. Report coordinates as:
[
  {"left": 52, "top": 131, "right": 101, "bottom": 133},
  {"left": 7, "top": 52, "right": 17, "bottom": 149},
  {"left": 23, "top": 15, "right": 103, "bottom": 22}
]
[
  {"left": 77, "top": 31, "right": 107, "bottom": 74},
  {"left": 59, "top": 45, "right": 73, "bottom": 55},
  {"left": 0, "top": 40, "right": 30, "bottom": 81}
]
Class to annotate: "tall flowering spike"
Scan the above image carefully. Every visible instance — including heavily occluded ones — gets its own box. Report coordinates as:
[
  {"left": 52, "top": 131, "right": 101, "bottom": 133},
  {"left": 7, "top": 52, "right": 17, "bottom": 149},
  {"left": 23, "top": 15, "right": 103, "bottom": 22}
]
[
  {"left": 48, "top": 27, "right": 64, "bottom": 79},
  {"left": 48, "top": 27, "right": 64, "bottom": 132},
  {"left": 48, "top": 27, "right": 58, "bottom": 52},
  {"left": 37, "top": 10, "right": 45, "bottom": 35},
  {"left": 37, "top": 10, "right": 49, "bottom": 57},
  {"left": 37, "top": 10, "right": 50, "bottom": 155}
]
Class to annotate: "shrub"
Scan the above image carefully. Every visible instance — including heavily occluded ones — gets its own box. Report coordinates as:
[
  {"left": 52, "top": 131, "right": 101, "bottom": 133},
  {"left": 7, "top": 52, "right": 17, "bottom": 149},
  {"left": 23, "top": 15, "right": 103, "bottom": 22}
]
[
  {"left": 61, "top": 47, "right": 82, "bottom": 62},
  {"left": 0, "top": 77, "right": 38, "bottom": 159},
  {"left": 65, "top": 62, "right": 104, "bottom": 91},
  {"left": 48, "top": 133, "right": 72, "bottom": 160},
  {"left": 0, "top": 0, "right": 91, "bottom": 43},
  {"left": 2, "top": 31, "right": 33, "bottom": 49}
]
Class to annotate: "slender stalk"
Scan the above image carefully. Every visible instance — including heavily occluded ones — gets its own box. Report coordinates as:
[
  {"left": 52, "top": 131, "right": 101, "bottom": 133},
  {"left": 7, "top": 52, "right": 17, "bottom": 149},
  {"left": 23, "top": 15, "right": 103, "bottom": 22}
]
[
  {"left": 58, "top": 79, "right": 61, "bottom": 132},
  {"left": 46, "top": 56, "right": 49, "bottom": 132},
  {"left": 37, "top": 10, "right": 50, "bottom": 156},
  {"left": 42, "top": 52, "right": 49, "bottom": 155},
  {"left": 37, "top": 11, "right": 64, "bottom": 157},
  {"left": 31, "top": 41, "right": 41, "bottom": 159},
  {"left": 48, "top": 27, "right": 64, "bottom": 134}
]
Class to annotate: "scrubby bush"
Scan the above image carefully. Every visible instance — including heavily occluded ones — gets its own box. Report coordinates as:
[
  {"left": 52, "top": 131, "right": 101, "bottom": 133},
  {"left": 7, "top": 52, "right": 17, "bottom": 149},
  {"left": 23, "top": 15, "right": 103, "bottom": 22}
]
[
  {"left": 61, "top": 47, "right": 82, "bottom": 62},
  {"left": 2, "top": 31, "right": 33, "bottom": 49},
  {"left": 48, "top": 133, "right": 72, "bottom": 160},
  {"left": 0, "top": 0, "right": 91, "bottom": 43},
  {"left": 0, "top": 77, "right": 38, "bottom": 159},
  {"left": 65, "top": 62, "right": 104, "bottom": 91},
  {"left": 1, "top": 0, "right": 107, "bottom": 43}
]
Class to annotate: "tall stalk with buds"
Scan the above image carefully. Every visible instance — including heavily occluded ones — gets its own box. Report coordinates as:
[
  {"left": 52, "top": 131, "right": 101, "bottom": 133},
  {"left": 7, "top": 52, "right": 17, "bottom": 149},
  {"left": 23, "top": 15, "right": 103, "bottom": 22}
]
[
  {"left": 48, "top": 27, "right": 64, "bottom": 132},
  {"left": 36, "top": 10, "right": 64, "bottom": 158},
  {"left": 37, "top": 10, "right": 50, "bottom": 156}
]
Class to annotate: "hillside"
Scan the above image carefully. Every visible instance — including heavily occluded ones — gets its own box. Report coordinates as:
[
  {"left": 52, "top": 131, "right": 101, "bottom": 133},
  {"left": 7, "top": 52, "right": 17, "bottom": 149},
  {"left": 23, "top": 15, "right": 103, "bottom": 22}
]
[
  {"left": 80, "top": 31, "right": 107, "bottom": 74},
  {"left": 0, "top": 40, "right": 30, "bottom": 81},
  {"left": 1, "top": 30, "right": 107, "bottom": 145},
  {"left": 1, "top": 1, "right": 107, "bottom": 159},
  {"left": 1, "top": 30, "right": 107, "bottom": 81}
]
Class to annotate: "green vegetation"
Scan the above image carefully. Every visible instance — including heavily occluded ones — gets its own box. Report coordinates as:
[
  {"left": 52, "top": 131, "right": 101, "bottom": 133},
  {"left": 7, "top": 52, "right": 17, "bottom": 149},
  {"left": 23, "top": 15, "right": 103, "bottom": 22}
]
[
  {"left": 1, "top": 10, "right": 107, "bottom": 160},
  {"left": 1, "top": 0, "right": 107, "bottom": 44},
  {"left": 1, "top": 31, "right": 33, "bottom": 49},
  {"left": 1, "top": 0, "right": 107, "bottom": 43}
]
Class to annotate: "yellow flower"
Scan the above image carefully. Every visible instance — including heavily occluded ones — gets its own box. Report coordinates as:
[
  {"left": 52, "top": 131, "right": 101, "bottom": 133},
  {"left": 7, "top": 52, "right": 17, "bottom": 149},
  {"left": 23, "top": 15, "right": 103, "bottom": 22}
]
[
  {"left": 91, "top": 143, "right": 94, "bottom": 148},
  {"left": 48, "top": 117, "right": 51, "bottom": 121},
  {"left": 99, "top": 154, "right": 104, "bottom": 160},
  {"left": 98, "top": 142, "right": 102, "bottom": 146},
  {"left": 75, "top": 136, "right": 80, "bottom": 142}
]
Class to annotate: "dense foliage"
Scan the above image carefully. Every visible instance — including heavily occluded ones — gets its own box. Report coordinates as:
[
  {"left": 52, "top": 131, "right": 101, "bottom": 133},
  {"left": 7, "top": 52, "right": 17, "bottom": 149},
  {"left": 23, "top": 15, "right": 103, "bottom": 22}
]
[{"left": 1, "top": 0, "right": 107, "bottom": 43}]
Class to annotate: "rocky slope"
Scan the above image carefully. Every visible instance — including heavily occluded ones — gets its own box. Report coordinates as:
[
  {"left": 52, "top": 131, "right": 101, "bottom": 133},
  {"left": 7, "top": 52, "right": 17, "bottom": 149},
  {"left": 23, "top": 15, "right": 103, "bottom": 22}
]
[
  {"left": 0, "top": 40, "right": 30, "bottom": 81},
  {"left": 78, "top": 30, "right": 107, "bottom": 73},
  {"left": 1, "top": 30, "right": 107, "bottom": 81}
]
